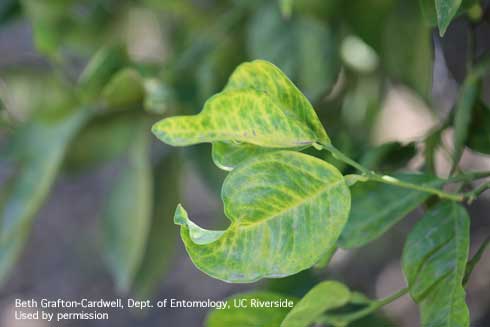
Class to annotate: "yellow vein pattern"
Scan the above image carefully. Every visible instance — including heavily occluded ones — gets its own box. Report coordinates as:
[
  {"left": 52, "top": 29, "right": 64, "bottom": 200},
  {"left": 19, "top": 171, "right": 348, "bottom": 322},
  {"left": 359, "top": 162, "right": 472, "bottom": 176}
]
[
  {"left": 174, "top": 151, "right": 350, "bottom": 283},
  {"left": 211, "top": 60, "right": 329, "bottom": 170}
]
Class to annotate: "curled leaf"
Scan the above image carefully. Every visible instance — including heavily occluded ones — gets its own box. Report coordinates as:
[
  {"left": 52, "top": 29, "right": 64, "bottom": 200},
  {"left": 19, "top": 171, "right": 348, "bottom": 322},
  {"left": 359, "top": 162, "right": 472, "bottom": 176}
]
[{"left": 175, "top": 151, "right": 350, "bottom": 283}]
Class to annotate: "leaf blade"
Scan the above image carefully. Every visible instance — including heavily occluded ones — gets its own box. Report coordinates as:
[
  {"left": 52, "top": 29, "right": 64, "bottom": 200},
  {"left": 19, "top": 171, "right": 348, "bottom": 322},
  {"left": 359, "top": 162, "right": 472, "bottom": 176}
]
[
  {"left": 402, "top": 202, "right": 470, "bottom": 327},
  {"left": 281, "top": 281, "right": 351, "bottom": 327},
  {"left": 338, "top": 173, "right": 442, "bottom": 249},
  {"left": 175, "top": 151, "right": 351, "bottom": 282},
  {"left": 101, "top": 119, "right": 153, "bottom": 292}
]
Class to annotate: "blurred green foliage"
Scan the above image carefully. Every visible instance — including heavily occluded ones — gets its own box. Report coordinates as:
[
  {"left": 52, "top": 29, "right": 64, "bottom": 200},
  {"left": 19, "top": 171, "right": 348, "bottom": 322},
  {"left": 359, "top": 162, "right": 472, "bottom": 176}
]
[{"left": 0, "top": 0, "right": 489, "bottom": 326}]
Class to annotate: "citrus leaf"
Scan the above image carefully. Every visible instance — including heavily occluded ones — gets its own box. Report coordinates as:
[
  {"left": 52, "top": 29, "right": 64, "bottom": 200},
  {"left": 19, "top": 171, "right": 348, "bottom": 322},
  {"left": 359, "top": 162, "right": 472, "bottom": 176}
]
[
  {"left": 63, "top": 112, "right": 138, "bottom": 171},
  {"left": 463, "top": 236, "right": 490, "bottom": 285},
  {"left": 153, "top": 61, "right": 329, "bottom": 161},
  {"left": 101, "top": 68, "right": 144, "bottom": 108},
  {"left": 78, "top": 44, "right": 128, "bottom": 100},
  {"left": 281, "top": 281, "right": 350, "bottom": 327},
  {"left": 435, "top": 0, "right": 463, "bottom": 36},
  {"left": 144, "top": 78, "right": 176, "bottom": 115},
  {"left": 466, "top": 101, "right": 490, "bottom": 154},
  {"left": 338, "top": 173, "right": 443, "bottom": 249},
  {"left": 206, "top": 292, "right": 297, "bottom": 327},
  {"left": 0, "top": 107, "right": 89, "bottom": 283},
  {"left": 248, "top": 4, "right": 339, "bottom": 100},
  {"left": 175, "top": 151, "right": 350, "bottom": 283},
  {"left": 279, "top": 0, "right": 294, "bottom": 18},
  {"left": 101, "top": 119, "right": 153, "bottom": 292},
  {"left": 210, "top": 59, "right": 328, "bottom": 170},
  {"left": 402, "top": 202, "right": 470, "bottom": 326},
  {"left": 132, "top": 153, "right": 180, "bottom": 298},
  {"left": 383, "top": 1, "right": 433, "bottom": 98},
  {"left": 359, "top": 142, "right": 417, "bottom": 172},
  {"left": 452, "top": 60, "right": 490, "bottom": 172}
]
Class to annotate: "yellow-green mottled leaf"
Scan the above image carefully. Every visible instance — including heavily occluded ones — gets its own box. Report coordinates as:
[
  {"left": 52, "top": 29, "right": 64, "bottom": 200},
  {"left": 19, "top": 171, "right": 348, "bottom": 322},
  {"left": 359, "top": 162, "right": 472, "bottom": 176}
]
[
  {"left": 281, "top": 281, "right": 350, "bottom": 327},
  {"left": 206, "top": 292, "right": 297, "bottom": 327},
  {"left": 338, "top": 173, "right": 443, "bottom": 249},
  {"left": 102, "top": 68, "right": 144, "bottom": 108},
  {"left": 175, "top": 151, "right": 350, "bottom": 283},
  {"left": 153, "top": 89, "right": 321, "bottom": 148},
  {"left": 102, "top": 119, "right": 153, "bottom": 292},
  {"left": 402, "top": 202, "right": 470, "bottom": 326},
  {"left": 209, "top": 60, "right": 328, "bottom": 170}
]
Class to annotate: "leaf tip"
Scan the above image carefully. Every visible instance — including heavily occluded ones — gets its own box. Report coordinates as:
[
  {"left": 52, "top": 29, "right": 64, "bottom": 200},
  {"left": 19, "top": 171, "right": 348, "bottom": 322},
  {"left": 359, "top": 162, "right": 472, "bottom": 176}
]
[{"left": 174, "top": 204, "right": 188, "bottom": 226}]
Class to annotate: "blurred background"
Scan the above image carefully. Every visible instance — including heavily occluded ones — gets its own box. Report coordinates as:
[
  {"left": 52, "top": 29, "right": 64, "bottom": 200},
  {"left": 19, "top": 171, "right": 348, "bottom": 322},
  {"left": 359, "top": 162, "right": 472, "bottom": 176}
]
[{"left": 0, "top": 0, "right": 490, "bottom": 326}]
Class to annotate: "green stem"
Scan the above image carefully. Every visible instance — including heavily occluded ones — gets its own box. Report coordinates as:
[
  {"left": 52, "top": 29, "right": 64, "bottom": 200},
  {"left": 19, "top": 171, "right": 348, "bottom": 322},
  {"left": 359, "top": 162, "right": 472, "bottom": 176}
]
[
  {"left": 318, "top": 287, "right": 409, "bottom": 325},
  {"left": 322, "top": 143, "right": 464, "bottom": 201},
  {"left": 464, "top": 182, "right": 490, "bottom": 203}
]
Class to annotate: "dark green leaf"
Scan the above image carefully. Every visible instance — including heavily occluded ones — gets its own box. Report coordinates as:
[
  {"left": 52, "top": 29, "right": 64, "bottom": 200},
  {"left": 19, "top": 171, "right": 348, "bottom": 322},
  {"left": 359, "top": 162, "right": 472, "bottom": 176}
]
[
  {"left": 63, "top": 112, "right": 139, "bottom": 171},
  {"left": 174, "top": 151, "right": 350, "bottom": 282},
  {"left": 419, "top": 0, "right": 481, "bottom": 27},
  {"left": 466, "top": 101, "right": 490, "bottom": 154},
  {"left": 132, "top": 153, "right": 180, "bottom": 297},
  {"left": 78, "top": 44, "right": 129, "bottom": 100},
  {"left": 402, "top": 202, "right": 470, "bottom": 326},
  {"left": 0, "top": 107, "right": 89, "bottom": 283},
  {"left": 463, "top": 236, "right": 490, "bottom": 285},
  {"left": 102, "top": 68, "right": 145, "bottom": 108},
  {"left": 435, "top": 0, "right": 463, "bottom": 36},
  {"left": 281, "top": 281, "right": 350, "bottom": 327},
  {"left": 360, "top": 142, "right": 417, "bottom": 172},
  {"left": 101, "top": 119, "right": 153, "bottom": 292},
  {"left": 383, "top": 1, "right": 433, "bottom": 98},
  {"left": 206, "top": 292, "right": 297, "bottom": 327},
  {"left": 0, "top": 0, "right": 20, "bottom": 25},
  {"left": 248, "top": 3, "right": 339, "bottom": 100},
  {"left": 452, "top": 59, "right": 490, "bottom": 172},
  {"left": 338, "top": 173, "right": 443, "bottom": 249}
]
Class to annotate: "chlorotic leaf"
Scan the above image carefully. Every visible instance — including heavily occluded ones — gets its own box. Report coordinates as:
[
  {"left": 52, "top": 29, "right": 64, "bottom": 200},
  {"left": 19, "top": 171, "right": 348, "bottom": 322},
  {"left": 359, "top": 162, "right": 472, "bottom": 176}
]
[
  {"left": 281, "top": 281, "right": 350, "bottom": 327},
  {"left": 153, "top": 89, "right": 321, "bottom": 148},
  {"left": 206, "top": 292, "right": 297, "bottom": 327},
  {"left": 402, "top": 202, "right": 470, "bottom": 327},
  {"left": 435, "top": 0, "right": 463, "bottom": 36},
  {"left": 175, "top": 151, "right": 350, "bottom": 283},
  {"left": 338, "top": 173, "right": 443, "bottom": 249},
  {"left": 102, "top": 119, "right": 153, "bottom": 292},
  {"left": 210, "top": 59, "right": 328, "bottom": 170},
  {"left": 153, "top": 61, "right": 328, "bottom": 170},
  {"left": 0, "top": 107, "right": 89, "bottom": 283}
]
